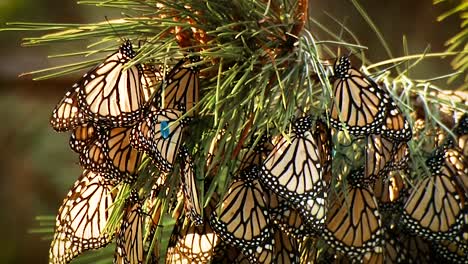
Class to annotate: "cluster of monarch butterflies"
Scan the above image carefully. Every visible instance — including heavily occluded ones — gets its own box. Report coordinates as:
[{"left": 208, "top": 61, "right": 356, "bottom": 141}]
[
  {"left": 48, "top": 40, "right": 203, "bottom": 264},
  {"left": 48, "top": 41, "right": 467, "bottom": 264}
]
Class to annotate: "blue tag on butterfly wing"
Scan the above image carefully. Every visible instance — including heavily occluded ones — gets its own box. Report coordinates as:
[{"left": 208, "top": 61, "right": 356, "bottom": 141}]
[{"left": 160, "top": 121, "right": 170, "bottom": 139}]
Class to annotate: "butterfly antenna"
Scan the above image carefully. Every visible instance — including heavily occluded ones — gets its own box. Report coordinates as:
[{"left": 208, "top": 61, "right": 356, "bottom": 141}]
[{"left": 104, "top": 16, "right": 127, "bottom": 44}]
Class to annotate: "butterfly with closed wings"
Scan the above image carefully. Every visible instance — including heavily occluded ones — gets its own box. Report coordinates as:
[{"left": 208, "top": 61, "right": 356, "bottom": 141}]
[{"left": 49, "top": 170, "right": 117, "bottom": 264}]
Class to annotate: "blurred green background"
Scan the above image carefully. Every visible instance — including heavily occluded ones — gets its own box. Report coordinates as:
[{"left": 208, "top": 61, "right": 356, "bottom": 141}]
[{"left": 0, "top": 0, "right": 463, "bottom": 263}]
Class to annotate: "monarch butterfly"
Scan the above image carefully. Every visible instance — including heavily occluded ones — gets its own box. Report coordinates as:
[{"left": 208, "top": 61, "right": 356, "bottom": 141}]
[
  {"left": 330, "top": 57, "right": 386, "bottom": 135},
  {"left": 439, "top": 148, "right": 468, "bottom": 197},
  {"left": 50, "top": 86, "right": 89, "bottom": 132},
  {"left": 144, "top": 184, "right": 164, "bottom": 225},
  {"left": 79, "top": 139, "right": 111, "bottom": 175},
  {"left": 49, "top": 170, "right": 116, "bottom": 264},
  {"left": 205, "top": 129, "right": 226, "bottom": 172},
  {"left": 69, "top": 124, "right": 98, "bottom": 154},
  {"left": 75, "top": 40, "right": 151, "bottom": 127},
  {"left": 239, "top": 237, "right": 274, "bottom": 264},
  {"left": 240, "top": 134, "right": 274, "bottom": 170},
  {"left": 453, "top": 113, "right": 468, "bottom": 156},
  {"left": 260, "top": 116, "right": 329, "bottom": 230},
  {"left": 365, "top": 134, "right": 394, "bottom": 182},
  {"left": 316, "top": 120, "right": 333, "bottom": 185},
  {"left": 140, "top": 63, "right": 163, "bottom": 102},
  {"left": 114, "top": 192, "right": 145, "bottom": 264},
  {"left": 273, "top": 227, "right": 300, "bottom": 264},
  {"left": 166, "top": 222, "right": 220, "bottom": 263},
  {"left": 373, "top": 171, "right": 406, "bottom": 211},
  {"left": 399, "top": 232, "right": 434, "bottom": 263},
  {"left": 131, "top": 109, "right": 186, "bottom": 172},
  {"left": 444, "top": 114, "right": 468, "bottom": 194},
  {"left": 412, "top": 119, "right": 447, "bottom": 153},
  {"left": 358, "top": 225, "right": 435, "bottom": 264},
  {"left": 429, "top": 90, "right": 468, "bottom": 122},
  {"left": 388, "top": 141, "right": 409, "bottom": 170},
  {"left": 365, "top": 134, "right": 409, "bottom": 182},
  {"left": 208, "top": 242, "right": 240, "bottom": 263},
  {"left": 433, "top": 240, "right": 467, "bottom": 262},
  {"left": 322, "top": 169, "right": 383, "bottom": 258},
  {"left": 102, "top": 127, "right": 144, "bottom": 181},
  {"left": 298, "top": 238, "right": 320, "bottom": 264},
  {"left": 269, "top": 192, "right": 317, "bottom": 238},
  {"left": 179, "top": 147, "right": 203, "bottom": 225},
  {"left": 379, "top": 96, "right": 412, "bottom": 142},
  {"left": 210, "top": 166, "right": 273, "bottom": 253},
  {"left": 80, "top": 127, "right": 144, "bottom": 183},
  {"left": 165, "top": 247, "right": 189, "bottom": 264},
  {"left": 360, "top": 230, "right": 400, "bottom": 264},
  {"left": 153, "top": 57, "right": 200, "bottom": 114},
  {"left": 402, "top": 146, "right": 466, "bottom": 243},
  {"left": 143, "top": 186, "right": 165, "bottom": 263}
]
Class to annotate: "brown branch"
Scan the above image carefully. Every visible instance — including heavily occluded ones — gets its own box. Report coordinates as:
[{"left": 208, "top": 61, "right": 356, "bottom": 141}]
[
  {"left": 231, "top": 113, "right": 254, "bottom": 160},
  {"left": 287, "top": 0, "right": 309, "bottom": 46}
]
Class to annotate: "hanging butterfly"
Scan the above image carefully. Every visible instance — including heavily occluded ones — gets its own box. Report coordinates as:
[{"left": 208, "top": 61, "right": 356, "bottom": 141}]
[
  {"left": 373, "top": 170, "right": 407, "bottom": 211},
  {"left": 130, "top": 109, "right": 186, "bottom": 172},
  {"left": 352, "top": 227, "right": 435, "bottom": 264},
  {"left": 75, "top": 40, "right": 151, "bottom": 127},
  {"left": 273, "top": 227, "right": 300, "bottom": 264},
  {"left": 210, "top": 166, "right": 273, "bottom": 256},
  {"left": 365, "top": 134, "right": 394, "bottom": 183},
  {"left": 453, "top": 113, "right": 468, "bottom": 156},
  {"left": 69, "top": 124, "right": 99, "bottom": 154},
  {"left": 402, "top": 145, "right": 466, "bottom": 243},
  {"left": 240, "top": 134, "right": 275, "bottom": 170},
  {"left": 433, "top": 240, "right": 468, "bottom": 263},
  {"left": 365, "top": 134, "right": 409, "bottom": 182},
  {"left": 166, "top": 222, "right": 220, "bottom": 263},
  {"left": 144, "top": 184, "right": 164, "bottom": 226},
  {"left": 114, "top": 191, "right": 145, "bottom": 264},
  {"left": 330, "top": 56, "right": 386, "bottom": 135},
  {"left": 205, "top": 129, "right": 226, "bottom": 172},
  {"left": 50, "top": 87, "right": 89, "bottom": 132},
  {"left": 49, "top": 170, "right": 117, "bottom": 264},
  {"left": 412, "top": 119, "right": 447, "bottom": 153},
  {"left": 210, "top": 242, "right": 249, "bottom": 264},
  {"left": 378, "top": 91, "right": 412, "bottom": 142},
  {"left": 260, "top": 116, "right": 329, "bottom": 230},
  {"left": 399, "top": 232, "right": 435, "bottom": 263},
  {"left": 443, "top": 114, "right": 468, "bottom": 194},
  {"left": 316, "top": 119, "right": 333, "bottom": 185},
  {"left": 79, "top": 138, "right": 111, "bottom": 176},
  {"left": 322, "top": 168, "right": 384, "bottom": 258},
  {"left": 429, "top": 90, "right": 468, "bottom": 123},
  {"left": 179, "top": 147, "right": 203, "bottom": 225},
  {"left": 100, "top": 127, "right": 144, "bottom": 181},
  {"left": 143, "top": 186, "right": 165, "bottom": 263},
  {"left": 268, "top": 191, "right": 317, "bottom": 238},
  {"left": 80, "top": 127, "right": 144, "bottom": 183},
  {"left": 426, "top": 144, "right": 468, "bottom": 244},
  {"left": 316, "top": 246, "right": 352, "bottom": 263},
  {"left": 359, "top": 229, "right": 401, "bottom": 264},
  {"left": 152, "top": 57, "right": 200, "bottom": 114},
  {"left": 298, "top": 237, "right": 321, "bottom": 264},
  {"left": 359, "top": 224, "right": 436, "bottom": 264},
  {"left": 230, "top": 235, "right": 274, "bottom": 264},
  {"left": 387, "top": 141, "right": 409, "bottom": 170},
  {"left": 439, "top": 147, "right": 468, "bottom": 197},
  {"left": 140, "top": 63, "right": 163, "bottom": 103}
]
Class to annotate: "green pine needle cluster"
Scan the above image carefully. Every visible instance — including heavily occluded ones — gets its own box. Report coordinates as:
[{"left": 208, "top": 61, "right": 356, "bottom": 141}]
[{"left": 436, "top": 0, "right": 468, "bottom": 89}]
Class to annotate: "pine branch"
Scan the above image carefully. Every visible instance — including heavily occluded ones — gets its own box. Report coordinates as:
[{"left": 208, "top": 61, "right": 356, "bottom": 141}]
[{"left": 13, "top": 0, "right": 467, "bottom": 262}]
